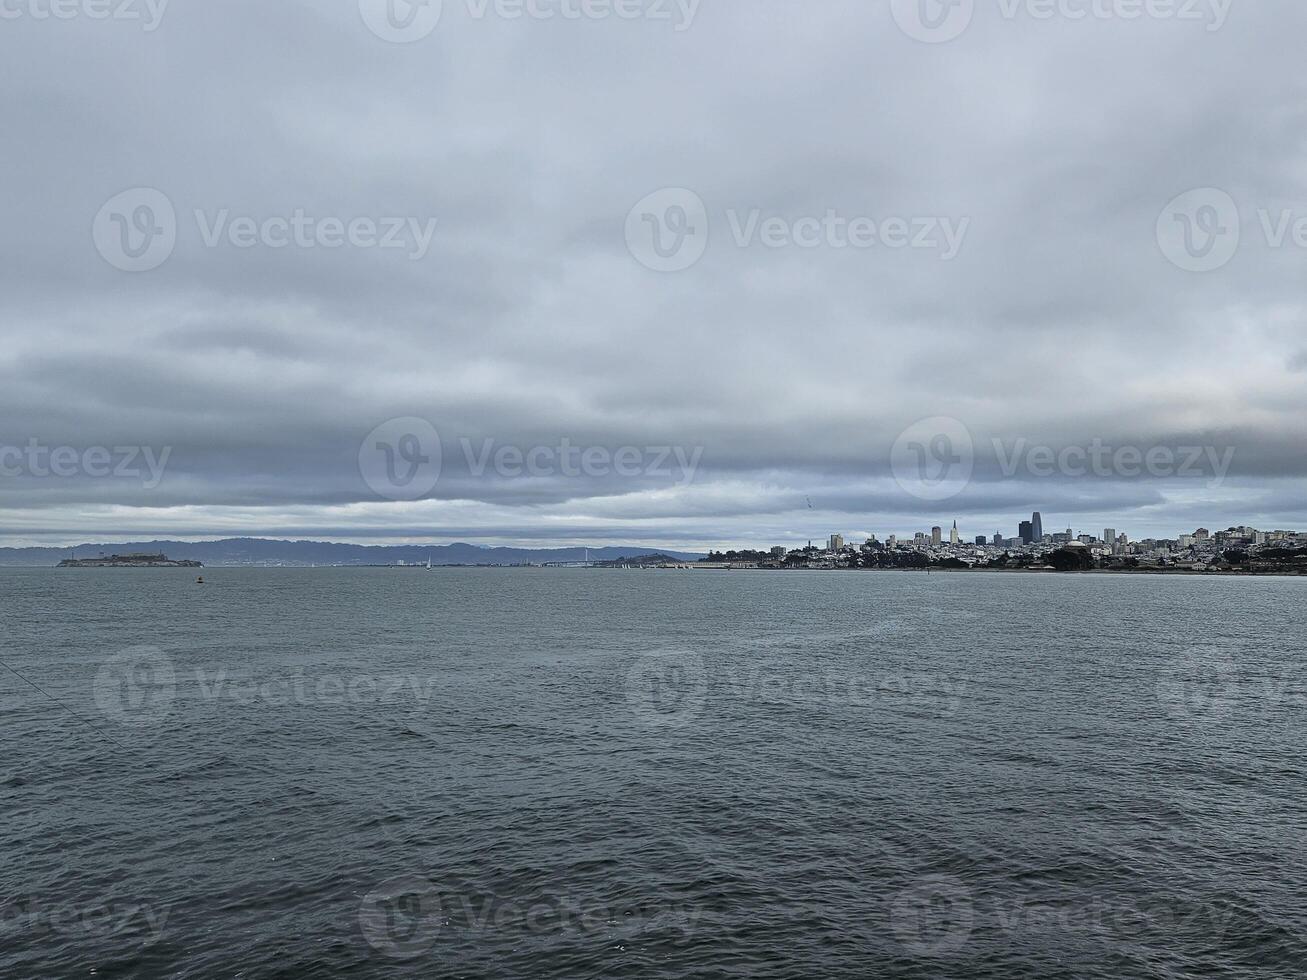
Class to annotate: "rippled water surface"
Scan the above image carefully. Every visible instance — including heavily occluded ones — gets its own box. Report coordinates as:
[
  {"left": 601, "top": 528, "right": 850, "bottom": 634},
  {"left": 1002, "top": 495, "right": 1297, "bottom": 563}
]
[{"left": 2, "top": 567, "right": 1305, "bottom": 978}]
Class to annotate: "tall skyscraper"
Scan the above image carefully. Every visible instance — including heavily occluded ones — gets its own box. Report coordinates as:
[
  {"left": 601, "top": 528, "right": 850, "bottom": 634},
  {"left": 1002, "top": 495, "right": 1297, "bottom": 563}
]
[
  {"left": 1031, "top": 512, "right": 1044, "bottom": 541},
  {"left": 950, "top": 521, "right": 960, "bottom": 545},
  {"left": 1104, "top": 529, "right": 1116, "bottom": 553},
  {"left": 993, "top": 532, "right": 1003, "bottom": 546},
  {"left": 1019, "top": 520, "right": 1034, "bottom": 545},
  {"left": 829, "top": 534, "right": 844, "bottom": 552},
  {"left": 931, "top": 526, "right": 942, "bottom": 546}
]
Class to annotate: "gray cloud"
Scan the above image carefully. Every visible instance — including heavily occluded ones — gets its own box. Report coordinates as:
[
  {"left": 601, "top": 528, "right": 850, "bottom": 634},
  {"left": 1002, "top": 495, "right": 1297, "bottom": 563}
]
[{"left": 1, "top": 0, "right": 1305, "bottom": 547}]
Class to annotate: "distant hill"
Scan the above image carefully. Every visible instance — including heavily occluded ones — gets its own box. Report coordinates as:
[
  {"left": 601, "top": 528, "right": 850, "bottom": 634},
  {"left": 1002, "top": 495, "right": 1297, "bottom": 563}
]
[
  {"left": 594, "top": 553, "right": 687, "bottom": 567},
  {"left": 0, "top": 538, "right": 705, "bottom": 567}
]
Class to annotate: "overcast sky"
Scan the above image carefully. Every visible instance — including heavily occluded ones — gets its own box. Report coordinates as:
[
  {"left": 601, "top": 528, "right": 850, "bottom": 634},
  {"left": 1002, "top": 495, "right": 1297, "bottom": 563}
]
[{"left": 2, "top": 0, "right": 1305, "bottom": 549}]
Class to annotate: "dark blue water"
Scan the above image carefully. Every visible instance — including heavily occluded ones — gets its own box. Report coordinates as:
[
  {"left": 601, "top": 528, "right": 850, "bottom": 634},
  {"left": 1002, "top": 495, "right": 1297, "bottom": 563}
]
[{"left": 2, "top": 568, "right": 1304, "bottom": 978}]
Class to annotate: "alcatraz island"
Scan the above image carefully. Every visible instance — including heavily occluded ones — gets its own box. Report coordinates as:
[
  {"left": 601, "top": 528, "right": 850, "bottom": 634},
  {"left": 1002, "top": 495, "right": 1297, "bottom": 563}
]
[{"left": 58, "top": 552, "right": 203, "bottom": 568}]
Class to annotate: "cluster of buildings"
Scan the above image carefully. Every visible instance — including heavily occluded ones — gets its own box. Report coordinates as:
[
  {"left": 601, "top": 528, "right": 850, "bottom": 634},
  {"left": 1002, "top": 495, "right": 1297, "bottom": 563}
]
[{"left": 722, "top": 514, "right": 1307, "bottom": 571}]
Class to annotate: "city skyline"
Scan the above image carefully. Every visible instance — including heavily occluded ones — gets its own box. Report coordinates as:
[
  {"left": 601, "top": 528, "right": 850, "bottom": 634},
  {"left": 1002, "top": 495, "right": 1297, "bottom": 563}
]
[{"left": 736, "top": 512, "right": 1303, "bottom": 557}]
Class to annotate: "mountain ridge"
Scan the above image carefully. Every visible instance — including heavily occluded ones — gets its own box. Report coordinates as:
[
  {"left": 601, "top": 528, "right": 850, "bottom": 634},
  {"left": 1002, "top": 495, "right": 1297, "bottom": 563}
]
[{"left": 0, "top": 538, "right": 706, "bottom": 567}]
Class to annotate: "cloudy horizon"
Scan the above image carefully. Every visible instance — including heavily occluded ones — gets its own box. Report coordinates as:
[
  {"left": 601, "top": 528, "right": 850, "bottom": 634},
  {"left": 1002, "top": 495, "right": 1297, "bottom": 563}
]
[{"left": 3, "top": 0, "right": 1306, "bottom": 550}]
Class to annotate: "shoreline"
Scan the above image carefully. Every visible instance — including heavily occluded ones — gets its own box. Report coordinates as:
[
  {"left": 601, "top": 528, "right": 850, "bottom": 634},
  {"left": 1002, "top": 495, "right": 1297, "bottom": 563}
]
[{"left": 606, "top": 564, "right": 1307, "bottom": 577}]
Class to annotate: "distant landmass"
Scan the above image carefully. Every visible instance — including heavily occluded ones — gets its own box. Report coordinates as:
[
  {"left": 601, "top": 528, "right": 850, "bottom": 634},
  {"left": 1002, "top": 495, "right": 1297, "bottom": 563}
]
[
  {"left": 0, "top": 538, "right": 706, "bottom": 567},
  {"left": 58, "top": 552, "right": 203, "bottom": 569}
]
